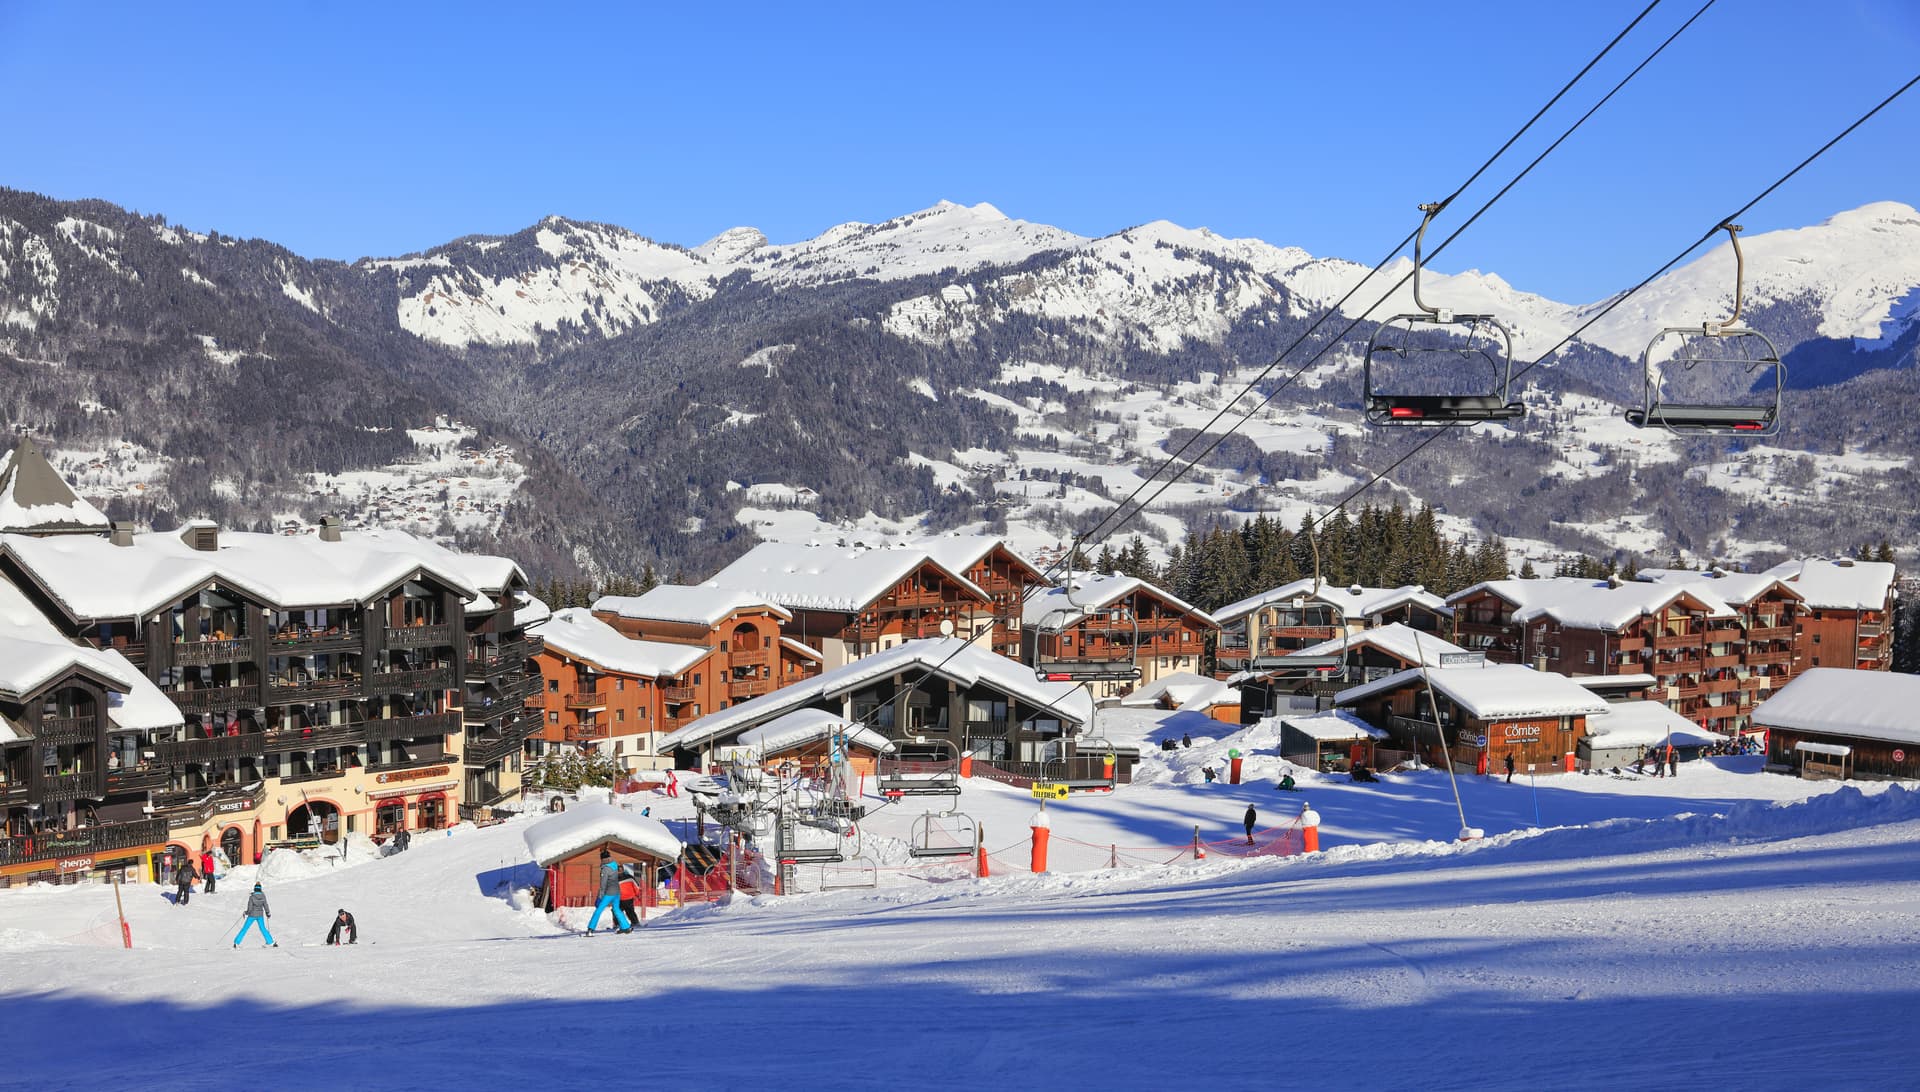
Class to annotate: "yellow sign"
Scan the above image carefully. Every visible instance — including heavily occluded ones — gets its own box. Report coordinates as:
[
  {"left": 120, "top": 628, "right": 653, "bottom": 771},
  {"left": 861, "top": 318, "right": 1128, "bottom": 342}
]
[{"left": 1031, "top": 783, "right": 1069, "bottom": 800}]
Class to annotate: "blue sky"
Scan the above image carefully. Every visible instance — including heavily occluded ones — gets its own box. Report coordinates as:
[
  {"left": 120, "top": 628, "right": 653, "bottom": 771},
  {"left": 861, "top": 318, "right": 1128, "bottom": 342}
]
[{"left": 3, "top": 0, "right": 1916, "bottom": 301}]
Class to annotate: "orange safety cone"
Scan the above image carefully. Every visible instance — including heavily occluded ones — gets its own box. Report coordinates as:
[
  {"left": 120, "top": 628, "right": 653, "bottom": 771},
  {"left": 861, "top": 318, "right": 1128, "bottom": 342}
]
[
  {"left": 1299, "top": 802, "right": 1320, "bottom": 854},
  {"left": 1030, "top": 809, "right": 1050, "bottom": 874}
]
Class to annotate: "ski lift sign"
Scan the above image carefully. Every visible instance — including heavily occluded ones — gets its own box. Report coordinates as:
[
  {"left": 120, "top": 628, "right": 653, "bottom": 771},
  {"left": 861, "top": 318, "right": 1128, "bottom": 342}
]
[
  {"left": 1031, "top": 783, "right": 1069, "bottom": 800},
  {"left": 1896, "top": 749, "right": 1907, "bottom": 763}
]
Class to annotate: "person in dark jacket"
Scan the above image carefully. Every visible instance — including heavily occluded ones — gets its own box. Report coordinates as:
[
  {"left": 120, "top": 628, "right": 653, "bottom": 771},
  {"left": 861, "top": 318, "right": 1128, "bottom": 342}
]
[
  {"left": 587, "top": 850, "right": 632, "bottom": 935},
  {"left": 617, "top": 868, "right": 640, "bottom": 925},
  {"left": 326, "top": 908, "right": 358, "bottom": 946},
  {"left": 199, "top": 849, "right": 218, "bottom": 895},
  {"left": 174, "top": 856, "right": 198, "bottom": 906},
  {"left": 1666, "top": 743, "right": 1679, "bottom": 778},
  {"left": 1243, "top": 805, "right": 1257, "bottom": 845},
  {"left": 1181, "top": 732, "right": 1192, "bottom": 749},
  {"left": 393, "top": 827, "right": 411, "bottom": 852},
  {"left": 234, "top": 883, "right": 275, "bottom": 947},
  {"left": 1504, "top": 752, "right": 1516, "bottom": 784}
]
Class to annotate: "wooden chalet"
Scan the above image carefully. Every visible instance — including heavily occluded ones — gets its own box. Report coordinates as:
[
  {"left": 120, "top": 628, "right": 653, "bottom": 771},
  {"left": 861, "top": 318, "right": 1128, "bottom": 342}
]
[
  {"left": 1022, "top": 574, "right": 1216, "bottom": 698},
  {"left": 527, "top": 606, "right": 716, "bottom": 771},
  {"left": 919, "top": 536, "right": 1048, "bottom": 660},
  {"left": 1213, "top": 579, "right": 1449, "bottom": 678},
  {"left": 1335, "top": 662, "right": 1608, "bottom": 775},
  {"left": 1754, "top": 668, "right": 1920, "bottom": 780},
  {"left": 592, "top": 584, "right": 820, "bottom": 730}
]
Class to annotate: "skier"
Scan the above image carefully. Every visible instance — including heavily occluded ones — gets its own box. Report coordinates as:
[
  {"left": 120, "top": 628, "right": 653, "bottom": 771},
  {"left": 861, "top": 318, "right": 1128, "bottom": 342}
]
[
  {"left": 199, "top": 848, "right": 218, "bottom": 895},
  {"left": 586, "top": 850, "right": 632, "bottom": 935},
  {"left": 325, "top": 908, "right": 358, "bottom": 946},
  {"left": 1503, "top": 752, "right": 1516, "bottom": 785},
  {"left": 1202, "top": 766, "right": 1217, "bottom": 783},
  {"left": 1276, "top": 774, "right": 1297, "bottom": 791},
  {"left": 234, "top": 883, "right": 275, "bottom": 948},
  {"left": 174, "top": 854, "right": 198, "bottom": 907},
  {"left": 665, "top": 771, "right": 679, "bottom": 799},
  {"left": 1666, "top": 743, "right": 1679, "bottom": 778},
  {"left": 1242, "top": 805, "right": 1258, "bottom": 845},
  {"left": 617, "top": 868, "right": 640, "bottom": 925}
]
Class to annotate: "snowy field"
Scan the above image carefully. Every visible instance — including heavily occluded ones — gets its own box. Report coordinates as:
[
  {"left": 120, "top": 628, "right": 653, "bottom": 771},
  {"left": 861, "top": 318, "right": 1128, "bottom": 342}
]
[{"left": 6, "top": 707, "right": 1920, "bottom": 1089}]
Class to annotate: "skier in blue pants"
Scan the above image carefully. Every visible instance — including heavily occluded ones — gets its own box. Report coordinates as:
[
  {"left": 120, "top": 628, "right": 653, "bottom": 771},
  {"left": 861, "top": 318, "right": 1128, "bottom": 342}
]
[
  {"left": 587, "top": 850, "right": 632, "bottom": 935},
  {"left": 235, "top": 883, "right": 276, "bottom": 947}
]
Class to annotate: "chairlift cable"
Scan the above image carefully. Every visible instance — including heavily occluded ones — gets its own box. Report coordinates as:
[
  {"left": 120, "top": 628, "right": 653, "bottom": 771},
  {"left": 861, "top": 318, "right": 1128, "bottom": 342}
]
[
  {"left": 1310, "top": 68, "right": 1920, "bottom": 533},
  {"left": 1073, "top": 0, "right": 1701, "bottom": 554}
]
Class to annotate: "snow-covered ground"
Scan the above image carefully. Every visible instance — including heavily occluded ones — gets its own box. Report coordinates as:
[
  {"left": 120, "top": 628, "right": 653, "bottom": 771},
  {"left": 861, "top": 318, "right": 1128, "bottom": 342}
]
[{"left": 8, "top": 706, "right": 1919, "bottom": 1088}]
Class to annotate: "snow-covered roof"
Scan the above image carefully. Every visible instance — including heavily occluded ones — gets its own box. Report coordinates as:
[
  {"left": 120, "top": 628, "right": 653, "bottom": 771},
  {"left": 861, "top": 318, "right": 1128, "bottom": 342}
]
[
  {"left": 1583, "top": 701, "right": 1724, "bottom": 749},
  {"left": 913, "top": 534, "right": 1044, "bottom": 581},
  {"left": 1116, "top": 671, "right": 1238, "bottom": 710},
  {"left": 1511, "top": 580, "right": 1736, "bottom": 630},
  {"left": 1215, "top": 579, "right": 1448, "bottom": 624},
  {"left": 1572, "top": 673, "right": 1658, "bottom": 691},
  {"left": 104, "top": 650, "right": 184, "bottom": 731},
  {"left": 1765, "top": 558, "right": 1897, "bottom": 612},
  {"left": 513, "top": 592, "right": 551, "bottom": 629},
  {"left": 592, "top": 584, "right": 790, "bottom": 627},
  {"left": 1022, "top": 573, "right": 1216, "bottom": 630},
  {"left": 1335, "top": 663, "right": 1609, "bottom": 720},
  {"left": 735, "top": 709, "right": 892, "bottom": 755},
  {"left": 1284, "top": 623, "right": 1470, "bottom": 667},
  {"left": 661, "top": 637, "right": 1092, "bottom": 752},
  {"left": 530, "top": 608, "right": 711, "bottom": 678},
  {"left": 1280, "top": 710, "right": 1388, "bottom": 742},
  {"left": 1445, "top": 577, "right": 1609, "bottom": 611},
  {"left": 0, "top": 437, "right": 110, "bottom": 535},
  {"left": 0, "top": 580, "right": 133, "bottom": 696},
  {"left": 0, "top": 526, "right": 522, "bottom": 621},
  {"left": 1633, "top": 567, "right": 1804, "bottom": 607},
  {"left": 780, "top": 637, "right": 823, "bottom": 661},
  {"left": 1753, "top": 668, "right": 1920, "bottom": 744},
  {"left": 523, "top": 801, "right": 683, "bottom": 865},
  {"left": 706, "top": 541, "right": 990, "bottom": 613}
]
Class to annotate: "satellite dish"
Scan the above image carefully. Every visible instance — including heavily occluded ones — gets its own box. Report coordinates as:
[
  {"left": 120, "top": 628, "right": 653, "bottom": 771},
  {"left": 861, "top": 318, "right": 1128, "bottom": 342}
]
[{"left": 939, "top": 619, "right": 956, "bottom": 637}]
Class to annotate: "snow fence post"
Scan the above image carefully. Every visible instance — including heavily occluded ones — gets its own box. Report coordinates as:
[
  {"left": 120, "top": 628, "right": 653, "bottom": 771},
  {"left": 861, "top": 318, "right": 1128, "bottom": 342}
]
[
  {"left": 1228, "top": 748, "right": 1243, "bottom": 785},
  {"left": 976, "top": 823, "right": 988, "bottom": 879},
  {"left": 1029, "top": 807, "right": 1050, "bottom": 874},
  {"left": 1193, "top": 824, "right": 1206, "bottom": 860},
  {"left": 1299, "top": 801, "right": 1320, "bottom": 854}
]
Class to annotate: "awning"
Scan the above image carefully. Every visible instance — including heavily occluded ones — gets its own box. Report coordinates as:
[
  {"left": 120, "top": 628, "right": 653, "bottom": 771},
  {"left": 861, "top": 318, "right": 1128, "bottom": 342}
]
[
  {"left": 1794, "top": 741, "right": 1852, "bottom": 757},
  {"left": 365, "top": 780, "right": 458, "bottom": 801}
]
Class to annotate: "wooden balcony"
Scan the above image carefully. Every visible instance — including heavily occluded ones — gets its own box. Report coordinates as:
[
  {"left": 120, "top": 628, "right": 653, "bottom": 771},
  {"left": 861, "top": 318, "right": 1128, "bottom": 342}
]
[
  {"left": 261, "top": 723, "right": 364, "bottom": 752},
  {"left": 1671, "top": 685, "right": 1703, "bottom": 702},
  {"left": 269, "top": 629, "right": 361, "bottom": 655},
  {"left": 37, "top": 714, "right": 98, "bottom": 742},
  {"left": 1614, "top": 636, "right": 1648, "bottom": 653},
  {"left": 1857, "top": 621, "right": 1886, "bottom": 638},
  {"left": 1746, "top": 625, "right": 1793, "bottom": 641},
  {"left": 885, "top": 587, "right": 955, "bottom": 609},
  {"left": 1653, "top": 657, "right": 1703, "bottom": 675},
  {"left": 105, "top": 764, "right": 172, "bottom": 793},
  {"left": 174, "top": 638, "right": 252, "bottom": 667},
  {"left": 37, "top": 772, "right": 98, "bottom": 802},
  {"left": 463, "top": 732, "right": 525, "bottom": 767},
  {"left": 365, "top": 666, "right": 454, "bottom": 694},
  {"left": 728, "top": 676, "right": 776, "bottom": 699},
  {"left": 365, "top": 752, "right": 451, "bottom": 775},
  {"left": 662, "top": 686, "right": 696, "bottom": 704},
  {"left": 730, "top": 647, "right": 773, "bottom": 668},
  {"left": 564, "top": 723, "right": 610, "bottom": 742},
  {"left": 171, "top": 686, "right": 257, "bottom": 715},
  {"left": 1704, "top": 654, "right": 1740, "bottom": 670},
  {"left": 1652, "top": 632, "right": 1701, "bottom": 650},
  {"left": 267, "top": 676, "right": 362, "bottom": 704},
  {"left": 1, "top": 817, "right": 169, "bottom": 866},
  {"left": 153, "top": 733, "right": 268, "bottom": 765},
  {"left": 1701, "top": 678, "right": 1739, "bottom": 695},
  {"left": 566, "top": 690, "right": 607, "bottom": 709},
  {"left": 386, "top": 623, "right": 454, "bottom": 649},
  {"left": 1746, "top": 650, "right": 1792, "bottom": 666},
  {"left": 1704, "top": 628, "right": 1741, "bottom": 643},
  {"left": 363, "top": 711, "right": 461, "bottom": 743}
]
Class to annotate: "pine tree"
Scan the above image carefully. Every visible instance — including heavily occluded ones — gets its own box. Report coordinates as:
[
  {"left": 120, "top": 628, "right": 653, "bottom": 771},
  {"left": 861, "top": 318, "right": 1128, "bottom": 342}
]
[{"left": 1518, "top": 559, "right": 1539, "bottom": 579}]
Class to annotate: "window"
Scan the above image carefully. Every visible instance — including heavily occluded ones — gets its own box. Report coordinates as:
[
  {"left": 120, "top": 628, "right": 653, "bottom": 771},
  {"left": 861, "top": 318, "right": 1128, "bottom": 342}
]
[
  {"left": 548, "top": 679, "right": 559, "bottom": 693},
  {"left": 616, "top": 709, "right": 625, "bottom": 723},
  {"left": 616, "top": 679, "right": 625, "bottom": 691},
  {"left": 547, "top": 712, "right": 559, "bottom": 724},
  {"left": 693, "top": 674, "right": 701, "bottom": 686},
  {"left": 1585, "top": 650, "right": 1596, "bottom": 664}
]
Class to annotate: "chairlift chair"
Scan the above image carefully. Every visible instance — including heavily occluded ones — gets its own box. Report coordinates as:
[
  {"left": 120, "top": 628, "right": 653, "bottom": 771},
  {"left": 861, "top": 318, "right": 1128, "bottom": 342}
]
[
  {"left": 874, "top": 737, "right": 962, "bottom": 799},
  {"left": 1363, "top": 203, "right": 1525, "bottom": 426},
  {"left": 1625, "top": 223, "right": 1784, "bottom": 436},
  {"left": 907, "top": 809, "right": 980, "bottom": 859}
]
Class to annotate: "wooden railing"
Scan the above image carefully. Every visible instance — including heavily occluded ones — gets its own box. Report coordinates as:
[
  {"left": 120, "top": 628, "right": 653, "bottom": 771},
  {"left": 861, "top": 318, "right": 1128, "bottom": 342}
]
[
  {"left": 37, "top": 772, "right": 96, "bottom": 802},
  {"left": 106, "top": 764, "right": 172, "bottom": 793},
  {"left": 269, "top": 629, "right": 360, "bottom": 654},
  {"left": 385, "top": 623, "right": 453, "bottom": 649},
  {"left": 565, "top": 690, "right": 607, "bottom": 708},
  {"left": 565, "top": 723, "right": 610, "bottom": 742},
  {"left": 174, "top": 638, "right": 251, "bottom": 667},
  {"left": 1652, "top": 632, "right": 1700, "bottom": 649},
  {"left": 662, "top": 686, "right": 696, "bottom": 704},
  {"left": 366, "top": 666, "right": 454, "bottom": 694},
  {"left": 364, "top": 711, "right": 461, "bottom": 742},
  {"left": 267, "top": 676, "right": 362, "bottom": 704},
  {"left": 37, "top": 714, "right": 98, "bottom": 741},
  {"left": 171, "top": 686, "right": 257, "bottom": 715},
  {"left": 1615, "top": 636, "right": 1648, "bottom": 653},
  {"left": 728, "top": 677, "right": 776, "bottom": 699},
  {"left": 153, "top": 733, "right": 268, "bottom": 765},
  {"left": 1746, "top": 625, "right": 1793, "bottom": 641},
  {"left": 0, "top": 818, "right": 169, "bottom": 866}
]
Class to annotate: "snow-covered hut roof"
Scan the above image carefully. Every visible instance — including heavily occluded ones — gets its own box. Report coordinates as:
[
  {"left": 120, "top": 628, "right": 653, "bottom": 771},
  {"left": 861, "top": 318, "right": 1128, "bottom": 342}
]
[
  {"left": 735, "top": 709, "right": 891, "bottom": 755},
  {"left": 1284, "top": 623, "right": 1471, "bottom": 667},
  {"left": 661, "top": 637, "right": 1092, "bottom": 752},
  {"left": 1764, "top": 559, "right": 1897, "bottom": 611},
  {"left": 1633, "top": 567, "right": 1805, "bottom": 607},
  {"left": 1583, "top": 701, "right": 1724, "bottom": 749},
  {"left": 0, "top": 437, "right": 110, "bottom": 535},
  {"left": 1510, "top": 581, "right": 1736, "bottom": 630},
  {"left": 1116, "top": 671, "right": 1238, "bottom": 710},
  {"left": 1335, "top": 663, "right": 1609, "bottom": 721},
  {"left": 513, "top": 592, "right": 552, "bottom": 629},
  {"left": 1280, "top": 710, "right": 1388, "bottom": 742},
  {"left": 1022, "top": 573, "right": 1216, "bottom": 630},
  {"left": 0, "top": 525, "right": 520, "bottom": 621},
  {"left": 1571, "top": 673, "right": 1658, "bottom": 693},
  {"left": 1444, "top": 577, "right": 1608, "bottom": 611},
  {"left": 780, "top": 637, "right": 823, "bottom": 662},
  {"left": 913, "top": 534, "right": 1045, "bottom": 581},
  {"left": 1753, "top": 668, "right": 1920, "bottom": 745},
  {"left": 705, "top": 541, "right": 990, "bottom": 614},
  {"left": 523, "top": 801, "right": 683, "bottom": 865},
  {"left": 0, "top": 581, "right": 178, "bottom": 727},
  {"left": 531, "top": 608, "right": 711, "bottom": 678},
  {"left": 1215, "top": 579, "right": 1449, "bottom": 625},
  {"left": 592, "top": 584, "right": 790, "bottom": 627}
]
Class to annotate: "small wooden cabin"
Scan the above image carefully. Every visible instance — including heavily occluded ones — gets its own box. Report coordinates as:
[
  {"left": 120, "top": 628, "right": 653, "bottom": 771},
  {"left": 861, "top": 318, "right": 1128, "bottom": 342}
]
[{"left": 524, "top": 801, "right": 683, "bottom": 909}]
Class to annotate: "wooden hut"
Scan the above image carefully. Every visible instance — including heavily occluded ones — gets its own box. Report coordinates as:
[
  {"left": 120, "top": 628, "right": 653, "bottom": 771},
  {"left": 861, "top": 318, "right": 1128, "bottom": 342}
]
[
  {"left": 1754, "top": 668, "right": 1920, "bottom": 780},
  {"left": 524, "top": 801, "right": 682, "bottom": 909}
]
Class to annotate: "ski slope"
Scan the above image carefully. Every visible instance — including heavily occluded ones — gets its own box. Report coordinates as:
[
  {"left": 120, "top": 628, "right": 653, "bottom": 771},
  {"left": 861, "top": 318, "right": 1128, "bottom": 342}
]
[{"left": 5, "top": 711, "right": 1920, "bottom": 1089}]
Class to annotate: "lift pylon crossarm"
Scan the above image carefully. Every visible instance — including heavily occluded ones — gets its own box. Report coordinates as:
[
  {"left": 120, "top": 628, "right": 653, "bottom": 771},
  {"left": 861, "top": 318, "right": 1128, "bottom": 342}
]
[{"left": 1626, "top": 223, "right": 1784, "bottom": 437}]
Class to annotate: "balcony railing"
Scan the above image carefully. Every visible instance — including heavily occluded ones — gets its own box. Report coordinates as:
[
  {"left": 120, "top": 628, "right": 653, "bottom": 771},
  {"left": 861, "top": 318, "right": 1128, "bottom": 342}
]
[
  {"left": 174, "top": 638, "right": 251, "bottom": 667},
  {"left": 267, "top": 676, "right": 363, "bottom": 704},
  {"left": 365, "top": 666, "right": 454, "bottom": 694},
  {"left": 1652, "top": 632, "right": 1700, "bottom": 649},
  {"left": 564, "top": 723, "right": 610, "bottom": 742},
  {"left": 364, "top": 711, "right": 461, "bottom": 743},
  {"left": 464, "top": 733, "right": 525, "bottom": 767},
  {"left": 1746, "top": 625, "right": 1793, "bottom": 641},
  {"left": 386, "top": 623, "right": 453, "bottom": 649},
  {"left": 367, "top": 753, "right": 452, "bottom": 775},
  {"left": 153, "top": 733, "right": 268, "bottom": 765},
  {"left": 1653, "top": 657, "right": 1703, "bottom": 675},
  {"left": 566, "top": 690, "right": 607, "bottom": 709},
  {"left": 1858, "top": 621, "right": 1886, "bottom": 638},
  {"left": 37, "top": 772, "right": 97, "bottom": 802},
  {"left": 261, "top": 723, "right": 364, "bottom": 752},
  {"left": 37, "top": 714, "right": 98, "bottom": 742},
  {"left": 662, "top": 686, "right": 696, "bottom": 704},
  {"left": 1746, "top": 650, "right": 1792, "bottom": 666},
  {"left": 0, "top": 817, "right": 169, "bottom": 866},
  {"left": 728, "top": 677, "right": 776, "bottom": 699},
  {"left": 1705, "top": 628, "right": 1741, "bottom": 644},
  {"left": 1704, "top": 654, "right": 1741, "bottom": 670},
  {"left": 730, "top": 646, "right": 773, "bottom": 668},
  {"left": 170, "top": 686, "right": 257, "bottom": 715},
  {"left": 270, "top": 629, "right": 361, "bottom": 654},
  {"left": 106, "top": 764, "right": 172, "bottom": 793},
  {"left": 1702, "top": 678, "right": 1739, "bottom": 694},
  {"left": 1614, "top": 636, "right": 1648, "bottom": 653}
]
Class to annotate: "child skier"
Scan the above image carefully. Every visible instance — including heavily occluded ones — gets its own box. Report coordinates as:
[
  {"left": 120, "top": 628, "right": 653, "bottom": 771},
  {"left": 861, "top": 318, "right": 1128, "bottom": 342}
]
[
  {"left": 235, "top": 883, "right": 275, "bottom": 947},
  {"left": 586, "top": 851, "right": 632, "bottom": 935}
]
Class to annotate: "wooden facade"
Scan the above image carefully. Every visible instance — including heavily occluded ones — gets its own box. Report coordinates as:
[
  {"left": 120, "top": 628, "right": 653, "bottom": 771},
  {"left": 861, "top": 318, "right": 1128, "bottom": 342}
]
[{"left": 1027, "top": 583, "right": 1216, "bottom": 698}]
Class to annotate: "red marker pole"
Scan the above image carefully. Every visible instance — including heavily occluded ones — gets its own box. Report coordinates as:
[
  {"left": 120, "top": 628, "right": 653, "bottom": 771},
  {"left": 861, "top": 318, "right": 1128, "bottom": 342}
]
[
  {"left": 1029, "top": 808, "right": 1050, "bottom": 874},
  {"left": 112, "top": 873, "right": 132, "bottom": 949},
  {"left": 1299, "top": 802, "right": 1321, "bottom": 854},
  {"left": 976, "top": 823, "right": 989, "bottom": 879}
]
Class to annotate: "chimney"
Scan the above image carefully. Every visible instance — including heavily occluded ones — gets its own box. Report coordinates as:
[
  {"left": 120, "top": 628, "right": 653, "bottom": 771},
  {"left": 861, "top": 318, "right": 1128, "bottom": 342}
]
[
  {"left": 1533, "top": 653, "right": 1549, "bottom": 672},
  {"left": 319, "top": 515, "right": 343, "bottom": 543},
  {"left": 180, "top": 520, "right": 218, "bottom": 552},
  {"left": 109, "top": 521, "right": 135, "bottom": 548}
]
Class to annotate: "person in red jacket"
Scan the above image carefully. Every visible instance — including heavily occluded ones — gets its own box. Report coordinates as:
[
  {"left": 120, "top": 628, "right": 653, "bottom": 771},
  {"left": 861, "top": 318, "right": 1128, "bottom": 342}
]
[
  {"left": 617, "top": 868, "right": 640, "bottom": 924},
  {"left": 200, "top": 849, "right": 218, "bottom": 895}
]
